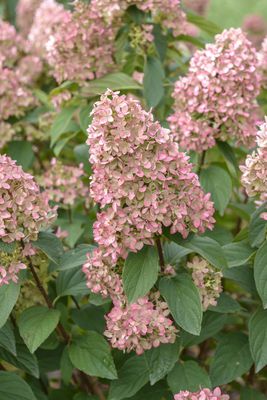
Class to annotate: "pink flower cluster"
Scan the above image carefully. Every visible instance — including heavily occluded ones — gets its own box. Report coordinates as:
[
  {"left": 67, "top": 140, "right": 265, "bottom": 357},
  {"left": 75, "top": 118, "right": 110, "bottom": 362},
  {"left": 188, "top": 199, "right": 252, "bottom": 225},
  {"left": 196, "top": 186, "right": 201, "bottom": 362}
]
[
  {"left": 45, "top": 0, "right": 116, "bottom": 83},
  {"left": 39, "top": 158, "right": 90, "bottom": 207},
  {"left": 187, "top": 256, "right": 222, "bottom": 310},
  {"left": 168, "top": 28, "right": 261, "bottom": 152},
  {"left": 183, "top": 0, "right": 210, "bottom": 15},
  {"left": 28, "top": 0, "right": 69, "bottom": 58},
  {"left": 0, "top": 20, "right": 38, "bottom": 145},
  {"left": 174, "top": 387, "right": 229, "bottom": 400},
  {"left": 242, "top": 14, "right": 267, "bottom": 49},
  {"left": 0, "top": 155, "right": 56, "bottom": 243},
  {"left": 16, "top": 0, "right": 42, "bottom": 37},
  {"left": 83, "top": 90, "right": 215, "bottom": 353},
  {"left": 241, "top": 119, "right": 267, "bottom": 220},
  {"left": 258, "top": 36, "right": 267, "bottom": 88},
  {"left": 105, "top": 293, "right": 177, "bottom": 355}
]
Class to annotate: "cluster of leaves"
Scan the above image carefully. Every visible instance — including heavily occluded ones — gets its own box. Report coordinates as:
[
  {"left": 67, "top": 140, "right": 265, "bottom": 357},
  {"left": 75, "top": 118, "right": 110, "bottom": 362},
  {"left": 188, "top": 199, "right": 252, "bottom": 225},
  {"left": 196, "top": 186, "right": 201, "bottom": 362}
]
[{"left": 0, "top": 1, "right": 267, "bottom": 399}]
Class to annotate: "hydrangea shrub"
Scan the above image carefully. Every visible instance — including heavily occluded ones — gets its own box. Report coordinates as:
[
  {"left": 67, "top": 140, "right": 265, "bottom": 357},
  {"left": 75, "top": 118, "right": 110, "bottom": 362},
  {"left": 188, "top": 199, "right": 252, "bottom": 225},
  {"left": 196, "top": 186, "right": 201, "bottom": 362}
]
[{"left": 0, "top": 0, "right": 266, "bottom": 399}]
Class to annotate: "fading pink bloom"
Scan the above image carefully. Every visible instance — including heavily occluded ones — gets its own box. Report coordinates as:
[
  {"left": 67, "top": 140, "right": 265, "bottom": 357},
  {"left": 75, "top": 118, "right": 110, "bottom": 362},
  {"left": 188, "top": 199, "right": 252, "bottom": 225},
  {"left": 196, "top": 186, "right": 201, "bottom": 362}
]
[
  {"left": 105, "top": 292, "right": 177, "bottom": 354},
  {"left": 174, "top": 387, "right": 229, "bottom": 400},
  {"left": 241, "top": 118, "right": 267, "bottom": 220},
  {"left": 168, "top": 28, "right": 261, "bottom": 152},
  {"left": 183, "top": 0, "right": 209, "bottom": 16},
  {"left": 39, "top": 158, "right": 90, "bottom": 207},
  {"left": 258, "top": 36, "right": 267, "bottom": 87},
  {"left": 243, "top": 14, "right": 267, "bottom": 49},
  {"left": 16, "top": 0, "right": 42, "bottom": 37},
  {"left": 0, "top": 155, "right": 56, "bottom": 244},
  {"left": 187, "top": 256, "right": 222, "bottom": 310}
]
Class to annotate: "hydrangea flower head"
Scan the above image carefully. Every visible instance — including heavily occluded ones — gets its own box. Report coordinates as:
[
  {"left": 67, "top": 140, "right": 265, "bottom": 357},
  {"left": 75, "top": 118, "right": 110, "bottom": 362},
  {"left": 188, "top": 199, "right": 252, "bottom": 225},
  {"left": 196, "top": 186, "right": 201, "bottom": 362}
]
[
  {"left": 241, "top": 118, "right": 267, "bottom": 220},
  {"left": 168, "top": 28, "right": 261, "bottom": 152},
  {"left": 0, "top": 155, "right": 56, "bottom": 244},
  {"left": 174, "top": 387, "right": 229, "bottom": 400},
  {"left": 187, "top": 256, "right": 222, "bottom": 310}
]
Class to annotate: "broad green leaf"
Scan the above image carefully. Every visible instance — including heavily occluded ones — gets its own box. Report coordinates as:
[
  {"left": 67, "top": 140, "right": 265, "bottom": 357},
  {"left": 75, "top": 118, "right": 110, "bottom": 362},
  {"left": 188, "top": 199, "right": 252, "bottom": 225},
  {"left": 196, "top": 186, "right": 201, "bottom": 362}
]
[
  {"left": 74, "top": 144, "right": 92, "bottom": 175},
  {"left": 53, "top": 131, "right": 79, "bottom": 156},
  {"left": 0, "top": 240, "right": 16, "bottom": 254},
  {"left": 186, "top": 12, "right": 221, "bottom": 36},
  {"left": 0, "top": 372, "right": 36, "bottom": 400},
  {"left": 223, "top": 241, "right": 255, "bottom": 267},
  {"left": 144, "top": 56, "right": 165, "bottom": 108},
  {"left": 79, "top": 104, "right": 93, "bottom": 134},
  {"left": 249, "top": 309, "right": 267, "bottom": 372},
  {"left": 6, "top": 141, "right": 34, "bottom": 170},
  {"left": 240, "top": 388, "right": 266, "bottom": 400},
  {"left": 0, "top": 321, "right": 16, "bottom": 355},
  {"left": 181, "top": 311, "right": 228, "bottom": 347},
  {"left": 164, "top": 231, "right": 227, "bottom": 270},
  {"left": 159, "top": 274, "right": 202, "bottom": 335},
  {"left": 60, "top": 347, "right": 74, "bottom": 385},
  {"left": 59, "top": 245, "right": 95, "bottom": 270},
  {"left": 50, "top": 105, "right": 77, "bottom": 146},
  {"left": 210, "top": 332, "right": 253, "bottom": 386},
  {"left": 0, "top": 339, "right": 39, "bottom": 378},
  {"left": 56, "top": 267, "right": 89, "bottom": 298},
  {"left": 209, "top": 293, "right": 241, "bottom": 314},
  {"left": 71, "top": 304, "right": 106, "bottom": 334},
  {"left": 108, "top": 356, "right": 149, "bottom": 400},
  {"left": 123, "top": 245, "right": 159, "bottom": 303},
  {"left": 144, "top": 341, "right": 180, "bottom": 385},
  {"left": 254, "top": 241, "right": 267, "bottom": 308},
  {"left": 167, "top": 361, "right": 211, "bottom": 393},
  {"left": 18, "top": 306, "right": 60, "bottom": 353},
  {"left": 32, "top": 232, "right": 64, "bottom": 265},
  {"left": 216, "top": 140, "right": 239, "bottom": 174},
  {"left": 223, "top": 264, "right": 257, "bottom": 294},
  {"left": 0, "top": 283, "right": 20, "bottom": 328},
  {"left": 81, "top": 73, "right": 141, "bottom": 97},
  {"left": 249, "top": 203, "right": 267, "bottom": 248},
  {"left": 69, "top": 331, "right": 117, "bottom": 380},
  {"left": 200, "top": 165, "right": 232, "bottom": 215},
  {"left": 164, "top": 242, "right": 192, "bottom": 265}
]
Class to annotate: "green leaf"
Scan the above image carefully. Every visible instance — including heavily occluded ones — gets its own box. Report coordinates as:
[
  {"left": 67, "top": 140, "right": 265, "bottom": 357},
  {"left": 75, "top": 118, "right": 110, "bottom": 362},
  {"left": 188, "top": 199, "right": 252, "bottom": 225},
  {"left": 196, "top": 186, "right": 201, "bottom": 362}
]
[
  {"left": 181, "top": 311, "right": 228, "bottom": 347},
  {"left": 0, "top": 283, "right": 20, "bottom": 328},
  {"left": 249, "top": 203, "right": 267, "bottom": 248},
  {"left": 74, "top": 144, "right": 92, "bottom": 175},
  {"left": 223, "top": 241, "right": 255, "bottom": 267},
  {"left": 71, "top": 304, "right": 106, "bottom": 334},
  {"left": 240, "top": 387, "right": 266, "bottom": 400},
  {"left": 209, "top": 292, "right": 241, "bottom": 314},
  {"left": 144, "top": 341, "right": 180, "bottom": 385},
  {"left": 200, "top": 165, "right": 232, "bottom": 215},
  {"left": 123, "top": 245, "right": 159, "bottom": 303},
  {"left": 0, "top": 372, "right": 37, "bottom": 400},
  {"left": 249, "top": 309, "right": 267, "bottom": 372},
  {"left": 186, "top": 12, "right": 221, "bottom": 36},
  {"left": 210, "top": 332, "right": 253, "bottom": 386},
  {"left": 50, "top": 105, "right": 77, "bottom": 146},
  {"left": 32, "top": 232, "right": 64, "bottom": 265},
  {"left": 167, "top": 361, "right": 211, "bottom": 393},
  {"left": 254, "top": 241, "right": 267, "bottom": 308},
  {"left": 60, "top": 347, "right": 73, "bottom": 385},
  {"left": 69, "top": 331, "right": 117, "bottom": 380},
  {"left": 59, "top": 245, "right": 95, "bottom": 270},
  {"left": 159, "top": 274, "right": 202, "bottom": 335},
  {"left": 6, "top": 141, "right": 35, "bottom": 170},
  {"left": 216, "top": 140, "right": 238, "bottom": 175},
  {"left": 0, "top": 240, "right": 16, "bottom": 254},
  {"left": 143, "top": 56, "right": 165, "bottom": 108},
  {"left": 0, "top": 339, "right": 39, "bottom": 378},
  {"left": 81, "top": 73, "right": 141, "bottom": 97},
  {"left": 108, "top": 356, "right": 149, "bottom": 400},
  {"left": 0, "top": 321, "right": 16, "bottom": 355},
  {"left": 163, "top": 230, "right": 228, "bottom": 270},
  {"left": 18, "top": 306, "right": 60, "bottom": 353},
  {"left": 56, "top": 267, "right": 89, "bottom": 298},
  {"left": 79, "top": 104, "right": 93, "bottom": 134}
]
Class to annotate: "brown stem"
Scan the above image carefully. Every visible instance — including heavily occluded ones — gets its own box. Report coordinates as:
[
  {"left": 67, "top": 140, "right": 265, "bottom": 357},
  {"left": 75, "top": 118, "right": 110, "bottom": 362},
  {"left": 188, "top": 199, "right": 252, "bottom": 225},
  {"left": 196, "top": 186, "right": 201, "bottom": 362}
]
[
  {"left": 197, "top": 151, "right": 206, "bottom": 175},
  {"left": 155, "top": 237, "right": 165, "bottom": 269},
  {"left": 0, "top": 363, "right": 6, "bottom": 371}
]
